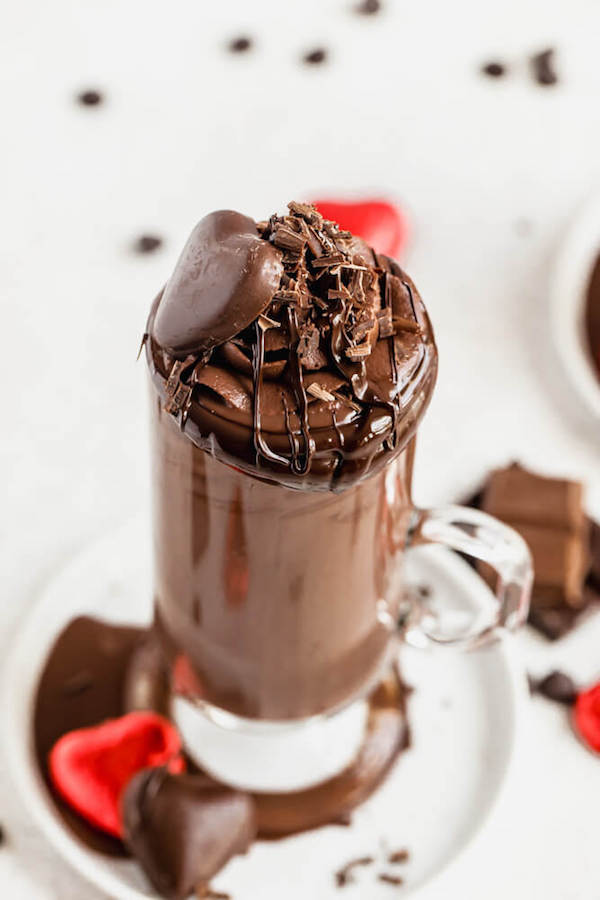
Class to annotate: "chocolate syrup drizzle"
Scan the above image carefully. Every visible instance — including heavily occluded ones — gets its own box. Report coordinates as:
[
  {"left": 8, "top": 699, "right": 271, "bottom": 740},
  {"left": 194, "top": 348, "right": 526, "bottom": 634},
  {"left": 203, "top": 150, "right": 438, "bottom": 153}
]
[{"left": 146, "top": 203, "right": 437, "bottom": 490}]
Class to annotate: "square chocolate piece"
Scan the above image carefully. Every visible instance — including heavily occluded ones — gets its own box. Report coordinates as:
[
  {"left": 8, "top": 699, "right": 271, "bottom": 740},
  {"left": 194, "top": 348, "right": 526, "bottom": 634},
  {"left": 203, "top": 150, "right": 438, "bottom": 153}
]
[{"left": 469, "top": 463, "right": 598, "bottom": 639}]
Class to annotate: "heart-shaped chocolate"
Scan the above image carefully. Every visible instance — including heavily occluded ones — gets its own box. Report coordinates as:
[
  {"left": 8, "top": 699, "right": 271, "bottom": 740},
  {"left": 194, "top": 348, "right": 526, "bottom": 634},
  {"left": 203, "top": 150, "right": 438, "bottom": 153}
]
[
  {"left": 312, "top": 198, "right": 407, "bottom": 259},
  {"left": 48, "top": 712, "right": 185, "bottom": 837},
  {"left": 122, "top": 769, "right": 256, "bottom": 899},
  {"left": 152, "top": 210, "right": 283, "bottom": 358}
]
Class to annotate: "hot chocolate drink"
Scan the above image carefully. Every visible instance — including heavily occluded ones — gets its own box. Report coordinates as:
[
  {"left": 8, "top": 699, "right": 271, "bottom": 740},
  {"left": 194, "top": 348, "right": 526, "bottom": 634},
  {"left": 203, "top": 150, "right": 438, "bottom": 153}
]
[{"left": 145, "top": 202, "right": 437, "bottom": 720}]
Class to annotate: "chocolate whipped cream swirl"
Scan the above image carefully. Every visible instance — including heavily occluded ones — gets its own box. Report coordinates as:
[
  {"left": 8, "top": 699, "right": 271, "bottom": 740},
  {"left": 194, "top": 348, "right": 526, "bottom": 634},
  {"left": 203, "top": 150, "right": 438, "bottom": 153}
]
[{"left": 145, "top": 202, "right": 437, "bottom": 490}]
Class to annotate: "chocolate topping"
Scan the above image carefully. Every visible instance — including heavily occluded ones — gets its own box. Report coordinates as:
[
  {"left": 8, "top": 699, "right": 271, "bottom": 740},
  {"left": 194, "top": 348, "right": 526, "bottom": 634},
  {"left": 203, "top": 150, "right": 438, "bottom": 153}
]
[
  {"left": 152, "top": 211, "right": 283, "bottom": 358},
  {"left": 146, "top": 202, "right": 437, "bottom": 490},
  {"left": 122, "top": 769, "right": 255, "bottom": 899}
]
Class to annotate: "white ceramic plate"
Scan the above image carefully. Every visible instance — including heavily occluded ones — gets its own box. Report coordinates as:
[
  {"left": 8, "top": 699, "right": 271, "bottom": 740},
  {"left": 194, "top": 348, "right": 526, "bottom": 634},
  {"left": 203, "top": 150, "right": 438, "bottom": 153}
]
[
  {"left": 551, "top": 193, "right": 600, "bottom": 420},
  {"left": 3, "top": 517, "right": 525, "bottom": 900}
]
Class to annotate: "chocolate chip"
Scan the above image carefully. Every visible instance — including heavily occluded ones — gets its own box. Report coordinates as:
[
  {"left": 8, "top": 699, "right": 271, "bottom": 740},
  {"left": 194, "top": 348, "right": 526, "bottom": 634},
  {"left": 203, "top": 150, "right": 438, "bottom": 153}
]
[
  {"left": 388, "top": 848, "right": 409, "bottom": 864},
  {"left": 530, "top": 48, "right": 558, "bottom": 86},
  {"left": 133, "top": 235, "right": 163, "bottom": 255},
  {"left": 355, "top": 0, "right": 382, "bottom": 14},
  {"left": 481, "top": 61, "right": 506, "bottom": 78},
  {"left": 228, "top": 36, "right": 252, "bottom": 53},
  {"left": 531, "top": 670, "right": 578, "bottom": 705},
  {"left": 77, "top": 90, "right": 103, "bottom": 107},
  {"left": 378, "top": 873, "right": 404, "bottom": 886},
  {"left": 335, "top": 856, "right": 374, "bottom": 887},
  {"left": 303, "top": 48, "right": 328, "bottom": 66}
]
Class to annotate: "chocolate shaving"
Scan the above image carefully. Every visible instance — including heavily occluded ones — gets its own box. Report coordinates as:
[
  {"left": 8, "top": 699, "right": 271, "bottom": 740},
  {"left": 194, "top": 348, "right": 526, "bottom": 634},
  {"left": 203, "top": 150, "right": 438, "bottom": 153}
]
[
  {"left": 351, "top": 318, "right": 376, "bottom": 343},
  {"left": 272, "top": 225, "right": 306, "bottom": 253},
  {"left": 376, "top": 307, "right": 394, "bottom": 339},
  {"left": 331, "top": 390, "right": 361, "bottom": 412},
  {"left": 378, "top": 873, "right": 404, "bottom": 886},
  {"left": 345, "top": 342, "right": 372, "bottom": 360},
  {"left": 307, "top": 383, "right": 336, "bottom": 403},
  {"left": 258, "top": 314, "right": 281, "bottom": 330},
  {"left": 335, "top": 856, "right": 375, "bottom": 887},
  {"left": 311, "top": 253, "right": 346, "bottom": 269},
  {"left": 393, "top": 316, "right": 420, "bottom": 334}
]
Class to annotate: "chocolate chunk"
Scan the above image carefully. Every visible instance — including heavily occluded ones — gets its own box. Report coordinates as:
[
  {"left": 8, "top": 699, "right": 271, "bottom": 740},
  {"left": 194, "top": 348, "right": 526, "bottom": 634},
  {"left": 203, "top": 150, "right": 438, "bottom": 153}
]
[
  {"left": 122, "top": 628, "right": 171, "bottom": 716},
  {"left": 481, "top": 464, "right": 589, "bottom": 610},
  {"left": 355, "top": 0, "right": 382, "bottom": 14},
  {"left": 466, "top": 465, "right": 598, "bottom": 639},
  {"left": 122, "top": 769, "right": 255, "bottom": 900},
  {"left": 530, "top": 48, "right": 558, "bottom": 86},
  {"left": 482, "top": 464, "right": 585, "bottom": 531},
  {"left": 77, "top": 89, "right": 103, "bottom": 106},
  {"left": 134, "top": 235, "right": 163, "bottom": 254},
  {"left": 0, "top": 825, "right": 5, "bottom": 846},
  {"left": 153, "top": 211, "right": 283, "bottom": 358},
  {"left": 228, "top": 36, "right": 252, "bottom": 53},
  {"left": 481, "top": 61, "right": 506, "bottom": 78},
  {"left": 303, "top": 48, "right": 328, "bottom": 66},
  {"left": 335, "top": 856, "right": 374, "bottom": 887},
  {"left": 530, "top": 670, "right": 578, "bottom": 705}
]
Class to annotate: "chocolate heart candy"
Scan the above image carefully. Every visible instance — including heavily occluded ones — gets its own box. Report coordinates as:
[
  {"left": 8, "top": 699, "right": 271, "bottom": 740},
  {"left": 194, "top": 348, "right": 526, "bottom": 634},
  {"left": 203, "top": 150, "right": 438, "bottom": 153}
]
[
  {"left": 122, "top": 769, "right": 256, "bottom": 899},
  {"left": 152, "top": 210, "right": 283, "bottom": 358}
]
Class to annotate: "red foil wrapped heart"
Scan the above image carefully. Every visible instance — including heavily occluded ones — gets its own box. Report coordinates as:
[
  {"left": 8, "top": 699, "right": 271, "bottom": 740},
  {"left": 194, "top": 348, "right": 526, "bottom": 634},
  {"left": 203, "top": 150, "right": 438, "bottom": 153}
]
[
  {"left": 574, "top": 683, "right": 600, "bottom": 753},
  {"left": 312, "top": 199, "right": 407, "bottom": 258},
  {"left": 49, "top": 711, "right": 185, "bottom": 837}
]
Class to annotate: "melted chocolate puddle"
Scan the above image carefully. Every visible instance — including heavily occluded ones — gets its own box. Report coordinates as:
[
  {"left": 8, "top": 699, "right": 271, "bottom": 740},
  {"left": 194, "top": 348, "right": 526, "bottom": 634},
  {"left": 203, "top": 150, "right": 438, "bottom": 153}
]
[{"left": 33, "top": 617, "right": 409, "bottom": 852}]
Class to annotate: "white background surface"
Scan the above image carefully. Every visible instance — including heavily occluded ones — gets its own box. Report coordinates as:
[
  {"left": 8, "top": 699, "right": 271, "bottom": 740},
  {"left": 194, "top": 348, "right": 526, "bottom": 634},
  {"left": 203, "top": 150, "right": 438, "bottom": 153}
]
[{"left": 1, "top": 0, "right": 599, "bottom": 897}]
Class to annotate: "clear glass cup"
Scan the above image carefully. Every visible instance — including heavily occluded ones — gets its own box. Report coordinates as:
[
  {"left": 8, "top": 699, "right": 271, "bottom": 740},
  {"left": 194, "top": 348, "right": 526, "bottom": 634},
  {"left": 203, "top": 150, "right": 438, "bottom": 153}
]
[{"left": 151, "top": 393, "right": 532, "bottom": 758}]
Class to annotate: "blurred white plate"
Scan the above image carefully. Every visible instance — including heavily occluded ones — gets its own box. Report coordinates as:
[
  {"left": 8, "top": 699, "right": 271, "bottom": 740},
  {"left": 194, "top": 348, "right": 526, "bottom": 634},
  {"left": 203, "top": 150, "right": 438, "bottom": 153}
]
[
  {"left": 3, "top": 517, "right": 525, "bottom": 900},
  {"left": 551, "top": 193, "right": 600, "bottom": 419}
]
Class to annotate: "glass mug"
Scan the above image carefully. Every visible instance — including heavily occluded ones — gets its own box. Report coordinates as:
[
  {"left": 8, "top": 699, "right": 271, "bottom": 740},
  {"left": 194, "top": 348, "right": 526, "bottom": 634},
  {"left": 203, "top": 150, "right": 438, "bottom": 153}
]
[{"left": 150, "top": 398, "right": 532, "bottom": 791}]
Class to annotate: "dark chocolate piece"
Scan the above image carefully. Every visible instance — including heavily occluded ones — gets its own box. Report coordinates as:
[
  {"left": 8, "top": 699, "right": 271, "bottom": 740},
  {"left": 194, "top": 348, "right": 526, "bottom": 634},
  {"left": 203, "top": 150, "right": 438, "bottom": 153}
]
[
  {"left": 122, "top": 769, "right": 255, "bottom": 900},
  {"left": 465, "top": 466, "right": 599, "bottom": 639},
  {"left": 530, "top": 48, "right": 558, "bottom": 86},
  {"left": 228, "top": 36, "right": 252, "bottom": 53},
  {"left": 122, "top": 628, "right": 171, "bottom": 716},
  {"left": 481, "top": 464, "right": 589, "bottom": 610},
  {"left": 481, "top": 61, "right": 506, "bottom": 78},
  {"left": 77, "top": 89, "right": 103, "bottom": 106},
  {"left": 134, "top": 235, "right": 163, "bottom": 254},
  {"left": 0, "top": 825, "right": 5, "bottom": 846},
  {"left": 303, "top": 48, "right": 328, "bottom": 65},
  {"left": 152, "top": 211, "right": 283, "bottom": 358},
  {"left": 530, "top": 670, "right": 578, "bottom": 706},
  {"left": 335, "top": 856, "right": 374, "bottom": 887}
]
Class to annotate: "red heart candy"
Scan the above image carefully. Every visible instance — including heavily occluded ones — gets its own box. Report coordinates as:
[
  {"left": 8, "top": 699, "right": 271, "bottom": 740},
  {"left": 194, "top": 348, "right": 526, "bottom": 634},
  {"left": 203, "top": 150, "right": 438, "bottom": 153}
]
[
  {"left": 49, "top": 711, "right": 185, "bottom": 837},
  {"left": 312, "top": 199, "right": 407, "bottom": 258},
  {"left": 574, "top": 683, "right": 600, "bottom": 753}
]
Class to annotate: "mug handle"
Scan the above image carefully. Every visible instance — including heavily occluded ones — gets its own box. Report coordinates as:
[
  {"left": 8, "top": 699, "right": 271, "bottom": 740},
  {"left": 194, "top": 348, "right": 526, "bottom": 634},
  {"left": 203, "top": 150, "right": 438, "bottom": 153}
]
[{"left": 400, "top": 504, "right": 533, "bottom": 648}]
